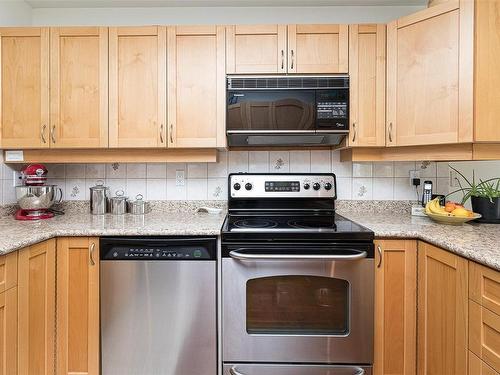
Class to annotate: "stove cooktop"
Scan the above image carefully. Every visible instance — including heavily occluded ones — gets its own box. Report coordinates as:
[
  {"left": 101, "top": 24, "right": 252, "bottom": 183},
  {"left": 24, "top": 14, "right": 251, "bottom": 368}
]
[{"left": 222, "top": 212, "right": 374, "bottom": 242}]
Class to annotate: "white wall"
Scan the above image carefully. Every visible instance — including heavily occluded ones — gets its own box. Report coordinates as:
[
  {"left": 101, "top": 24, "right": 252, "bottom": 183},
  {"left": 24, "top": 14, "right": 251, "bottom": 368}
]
[
  {"left": 30, "top": 5, "right": 424, "bottom": 25},
  {"left": 0, "top": 0, "right": 32, "bottom": 25}
]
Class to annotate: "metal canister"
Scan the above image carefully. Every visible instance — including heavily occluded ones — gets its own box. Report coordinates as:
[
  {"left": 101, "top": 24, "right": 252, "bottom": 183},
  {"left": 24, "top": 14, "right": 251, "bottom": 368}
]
[
  {"left": 89, "top": 180, "right": 110, "bottom": 215},
  {"left": 110, "top": 190, "right": 128, "bottom": 215},
  {"left": 127, "top": 194, "right": 150, "bottom": 215}
]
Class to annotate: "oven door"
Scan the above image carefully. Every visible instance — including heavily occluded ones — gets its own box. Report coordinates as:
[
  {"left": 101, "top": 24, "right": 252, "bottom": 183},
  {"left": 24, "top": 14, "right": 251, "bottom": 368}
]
[
  {"left": 223, "top": 364, "right": 372, "bottom": 375},
  {"left": 222, "top": 245, "right": 374, "bottom": 364}
]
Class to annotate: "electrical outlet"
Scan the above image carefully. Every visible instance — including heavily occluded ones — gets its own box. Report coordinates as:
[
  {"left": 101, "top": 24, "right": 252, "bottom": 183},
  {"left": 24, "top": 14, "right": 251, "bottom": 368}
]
[
  {"left": 409, "top": 170, "right": 420, "bottom": 185},
  {"left": 175, "top": 170, "right": 185, "bottom": 186},
  {"left": 12, "top": 171, "right": 22, "bottom": 187}
]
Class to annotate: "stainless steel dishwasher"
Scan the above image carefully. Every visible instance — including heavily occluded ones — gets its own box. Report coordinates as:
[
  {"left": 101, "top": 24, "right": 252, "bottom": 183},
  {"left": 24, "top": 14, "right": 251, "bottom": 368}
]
[{"left": 100, "top": 236, "right": 217, "bottom": 375}]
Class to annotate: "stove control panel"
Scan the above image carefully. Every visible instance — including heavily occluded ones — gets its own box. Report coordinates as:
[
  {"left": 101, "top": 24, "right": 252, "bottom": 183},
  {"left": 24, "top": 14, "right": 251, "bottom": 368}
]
[{"left": 230, "top": 174, "right": 336, "bottom": 199}]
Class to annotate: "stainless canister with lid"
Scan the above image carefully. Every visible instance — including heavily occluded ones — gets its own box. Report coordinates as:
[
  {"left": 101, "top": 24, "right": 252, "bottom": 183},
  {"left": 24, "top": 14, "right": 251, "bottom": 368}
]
[
  {"left": 109, "top": 190, "right": 128, "bottom": 215},
  {"left": 89, "top": 180, "right": 110, "bottom": 215},
  {"left": 127, "top": 194, "right": 150, "bottom": 215}
]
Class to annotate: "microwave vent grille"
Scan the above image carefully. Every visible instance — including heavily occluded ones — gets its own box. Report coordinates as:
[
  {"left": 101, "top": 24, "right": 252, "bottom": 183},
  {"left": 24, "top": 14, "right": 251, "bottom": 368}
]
[{"left": 228, "top": 76, "right": 349, "bottom": 89}]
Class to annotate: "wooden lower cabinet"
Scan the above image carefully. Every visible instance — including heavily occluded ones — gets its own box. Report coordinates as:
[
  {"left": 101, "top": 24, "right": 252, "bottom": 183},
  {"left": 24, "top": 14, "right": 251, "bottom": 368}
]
[
  {"left": 18, "top": 239, "right": 56, "bottom": 375},
  {"left": 469, "top": 351, "right": 500, "bottom": 375},
  {"left": 374, "top": 239, "right": 417, "bottom": 375},
  {"left": 417, "top": 241, "right": 468, "bottom": 375},
  {"left": 56, "top": 237, "right": 100, "bottom": 375},
  {"left": 0, "top": 287, "right": 18, "bottom": 375}
]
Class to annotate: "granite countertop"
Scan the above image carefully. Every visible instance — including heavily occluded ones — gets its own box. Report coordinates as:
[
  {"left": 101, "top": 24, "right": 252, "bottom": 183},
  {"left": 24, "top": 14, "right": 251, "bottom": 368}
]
[
  {"left": 338, "top": 209, "right": 500, "bottom": 271},
  {"left": 0, "top": 209, "right": 226, "bottom": 255}
]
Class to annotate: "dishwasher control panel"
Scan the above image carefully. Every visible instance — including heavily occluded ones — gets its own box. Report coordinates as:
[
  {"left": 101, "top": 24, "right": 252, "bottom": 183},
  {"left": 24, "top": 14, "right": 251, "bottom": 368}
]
[{"left": 100, "top": 237, "right": 217, "bottom": 261}]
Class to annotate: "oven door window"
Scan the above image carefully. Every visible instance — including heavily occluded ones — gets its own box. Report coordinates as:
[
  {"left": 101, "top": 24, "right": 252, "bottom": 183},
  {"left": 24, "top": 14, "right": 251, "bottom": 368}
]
[
  {"left": 227, "top": 90, "right": 315, "bottom": 131},
  {"left": 246, "top": 275, "right": 349, "bottom": 335}
]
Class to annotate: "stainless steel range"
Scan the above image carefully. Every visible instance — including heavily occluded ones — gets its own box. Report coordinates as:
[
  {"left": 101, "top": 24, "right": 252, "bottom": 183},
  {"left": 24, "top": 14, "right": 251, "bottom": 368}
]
[{"left": 221, "top": 173, "right": 374, "bottom": 375}]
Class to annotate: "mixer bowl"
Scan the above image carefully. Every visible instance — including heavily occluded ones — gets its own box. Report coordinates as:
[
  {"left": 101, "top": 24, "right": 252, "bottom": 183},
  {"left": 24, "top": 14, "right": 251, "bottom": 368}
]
[{"left": 15, "top": 185, "right": 63, "bottom": 210}]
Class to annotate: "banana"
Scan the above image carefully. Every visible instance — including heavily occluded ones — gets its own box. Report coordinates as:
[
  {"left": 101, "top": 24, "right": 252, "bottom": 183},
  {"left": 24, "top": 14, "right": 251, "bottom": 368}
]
[{"left": 428, "top": 198, "right": 449, "bottom": 216}]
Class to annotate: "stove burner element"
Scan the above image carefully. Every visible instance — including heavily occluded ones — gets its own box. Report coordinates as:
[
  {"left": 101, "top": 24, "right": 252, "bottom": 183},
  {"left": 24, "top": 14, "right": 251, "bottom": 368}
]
[
  {"left": 233, "top": 219, "right": 278, "bottom": 229},
  {"left": 288, "top": 219, "right": 336, "bottom": 230}
]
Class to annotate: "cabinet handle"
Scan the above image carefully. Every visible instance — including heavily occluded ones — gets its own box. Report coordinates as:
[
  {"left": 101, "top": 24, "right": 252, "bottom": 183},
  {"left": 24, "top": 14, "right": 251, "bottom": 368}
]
[
  {"left": 41, "top": 125, "right": 47, "bottom": 144},
  {"left": 89, "top": 243, "right": 96, "bottom": 266},
  {"left": 281, "top": 50, "right": 284, "bottom": 70},
  {"left": 169, "top": 124, "right": 174, "bottom": 144},
  {"left": 377, "top": 245, "right": 382, "bottom": 268},
  {"left": 352, "top": 122, "right": 357, "bottom": 143},
  {"left": 50, "top": 125, "right": 56, "bottom": 144},
  {"left": 160, "top": 124, "right": 164, "bottom": 144},
  {"left": 290, "top": 49, "right": 295, "bottom": 70},
  {"left": 388, "top": 122, "right": 393, "bottom": 143}
]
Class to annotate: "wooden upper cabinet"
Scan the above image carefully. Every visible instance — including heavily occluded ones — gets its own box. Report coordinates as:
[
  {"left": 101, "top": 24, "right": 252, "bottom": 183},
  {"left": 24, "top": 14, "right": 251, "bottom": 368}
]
[
  {"left": 226, "top": 25, "right": 286, "bottom": 74},
  {"left": 417, "top": 241, "right": 468, "bottom": 375},
  {"left": 109, "top": 26, "right": 166, "bottom": 148},
  {"left": 50, "top": 27, "right": 108, "bottom": 148},
  {"left": 386, "top": 1, "right": 473, "bottom": 147},
  {"left": 0, "top": 27, "right": 49, "bottom": 149},
  {"left": 349, "top": 24, "right": 386, "bottom": 147},
  {"left": 18, "top": 240, "right": 56, "bottom": 375},
  {"left": 288, "top": 24, "right": 348, "bottom": 74},
  {"left": 167, "top": 26, "right": 226, "bottom": 148},
  {"left": 56, "top": 237, "right": 99, "bottom": 375},
  {"left": 474, "top": 0, "right": 500, "bottom": 142}
]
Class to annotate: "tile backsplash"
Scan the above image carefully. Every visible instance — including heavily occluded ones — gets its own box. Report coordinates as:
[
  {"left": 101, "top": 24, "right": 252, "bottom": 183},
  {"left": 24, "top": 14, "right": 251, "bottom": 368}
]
[{"left": 1, "top": 150, "right": 498, "bottom": 205}]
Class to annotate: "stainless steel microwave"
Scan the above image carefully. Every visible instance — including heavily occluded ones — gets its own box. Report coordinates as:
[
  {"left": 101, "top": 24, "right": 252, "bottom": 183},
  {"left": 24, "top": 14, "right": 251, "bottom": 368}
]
[{"left": 226, "top": 75, "right": 349, "bottom": 147}]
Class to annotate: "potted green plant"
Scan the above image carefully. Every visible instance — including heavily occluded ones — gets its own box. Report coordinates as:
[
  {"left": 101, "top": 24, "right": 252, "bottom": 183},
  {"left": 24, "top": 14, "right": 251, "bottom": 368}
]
[{"left": 448, "top": 165, "right": 500, "bottom": 223}]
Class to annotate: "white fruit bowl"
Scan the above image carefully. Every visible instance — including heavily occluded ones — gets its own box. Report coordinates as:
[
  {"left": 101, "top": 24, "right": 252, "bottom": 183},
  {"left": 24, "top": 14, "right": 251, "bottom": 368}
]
[{"left": 425, "top": 211, "right": 482, "bottom": 225}]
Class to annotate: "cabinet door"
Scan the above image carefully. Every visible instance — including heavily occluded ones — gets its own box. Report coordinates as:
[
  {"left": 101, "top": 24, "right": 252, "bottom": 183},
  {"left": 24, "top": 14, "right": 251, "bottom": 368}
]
[
  {"left": 386, "top": 2, "right": 473, "bottom": 147},
  {"left": 167, "top": 26, "right": 226, "bottom": 148},
  {"left": 469, "top": 351, "right": 499, "bottom": 375},
  {"left": 18, "top": 240, "right": 56, "bottom": 375},
  {"left": 0, "top": 288, "right": 17, "bottom": 375},
  {"left": 109, "top": 26, "right": 166, "bottom": 148},
  {"left": 475, "top": 0, "right": 500, "bottom": 142},
  {"left": 0, "top": 27, "right": 49, "bottom": 149},
  {"left": 349, "top": 24, "right": 386, "bottom": 147},
  {"left": 50, "top": 27, "right": 108, "bottom": 148},
  {"left": 287, "top": 24, "right": 348, "bottom": 74},
  {"left": 56, "top": 237, "right": 99, "bottom": 375},
  {"left": 226, "top": 25, "right": 286, "bottom": 74},
  {"left": 374, "top": 240, "right": 417, "bottom": 375},
  {"left": 417, "top": 241, "right": 468, "bottom": 375}
]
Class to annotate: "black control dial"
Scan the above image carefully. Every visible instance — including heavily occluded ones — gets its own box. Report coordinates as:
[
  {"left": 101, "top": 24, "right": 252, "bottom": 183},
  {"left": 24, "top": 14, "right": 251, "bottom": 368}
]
[
  {"left": 313, "top": 182, "right": 321, "bottom": 191},
  {"left": 324, "top": 182, "right": 333, "bottom": 191},
  {"left": 303, "top": 183, "right": 310, "bottom": 190},
  {"left": 245, "top": 183, "right": 253, "bottom": 191},
  {"left": 233, "top": 183, "right": 241, "bottom": 191}
]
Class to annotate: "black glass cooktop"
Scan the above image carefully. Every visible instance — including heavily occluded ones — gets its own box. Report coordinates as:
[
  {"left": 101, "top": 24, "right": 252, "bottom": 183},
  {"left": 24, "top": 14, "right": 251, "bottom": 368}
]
[{"left": 222, "top": 212, "right": 373, "bottom": 241}]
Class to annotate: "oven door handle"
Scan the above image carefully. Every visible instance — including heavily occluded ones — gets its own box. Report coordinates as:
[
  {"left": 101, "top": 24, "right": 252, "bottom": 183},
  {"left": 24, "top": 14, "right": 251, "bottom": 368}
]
[
  {"left": 229, "top": 366, "right": 365, "bottom": 375},
  {"left": 228, "top": 249, "right": 367, "bottom": 261}
]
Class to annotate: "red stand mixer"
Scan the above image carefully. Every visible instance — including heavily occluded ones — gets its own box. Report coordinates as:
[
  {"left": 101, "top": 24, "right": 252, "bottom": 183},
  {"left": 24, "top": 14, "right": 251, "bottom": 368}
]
[{"left": 15, "top": 164, "right": 63, "bottom": 220}]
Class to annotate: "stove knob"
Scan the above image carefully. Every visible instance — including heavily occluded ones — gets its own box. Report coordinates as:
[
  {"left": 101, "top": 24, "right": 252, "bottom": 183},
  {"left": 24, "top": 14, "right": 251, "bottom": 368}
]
[
  {"left": 245, "top": 183, "right": 253, "bottom": 191},
  {"left": 303, "top": 183, "right": 310, "bottom": 190},
  {"left": 324, "top": 182, "right": 333, "bottom": 191},
  {"left": 233, "top": 183, "right": 241, "bottom": 191},
  {"left": 313, "top": 182, "right": 321, "bottom": 191}
]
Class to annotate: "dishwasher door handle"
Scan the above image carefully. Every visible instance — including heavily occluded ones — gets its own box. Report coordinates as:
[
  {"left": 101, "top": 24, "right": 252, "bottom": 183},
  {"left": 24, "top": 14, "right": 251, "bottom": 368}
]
[
  {"left": 229, "top": 249, "right": 367, "bottom": 261},
  {"left": 230, "top": 366, "right": 365, "bottom": 375}
]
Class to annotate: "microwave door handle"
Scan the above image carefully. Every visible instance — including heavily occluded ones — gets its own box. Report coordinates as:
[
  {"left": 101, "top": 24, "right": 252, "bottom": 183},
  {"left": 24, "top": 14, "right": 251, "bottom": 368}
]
[{"left": 228, "top": 250, "right": 367, "bottom": 261}]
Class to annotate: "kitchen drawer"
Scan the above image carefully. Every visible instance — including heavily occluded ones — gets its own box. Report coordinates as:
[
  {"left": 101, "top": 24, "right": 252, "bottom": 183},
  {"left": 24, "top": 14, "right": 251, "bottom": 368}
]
[
  {"left": 0, "top": 252, "right": 17, "bottom": 293},
  {"left": 469, "top": 351, "right": 499, "bottom": 375},
  {"left": 470, "top": 300, "right": 500, "bottom": 373},
  {"left": 470, "top": 261, "right": 500, "bottom": 316}
]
